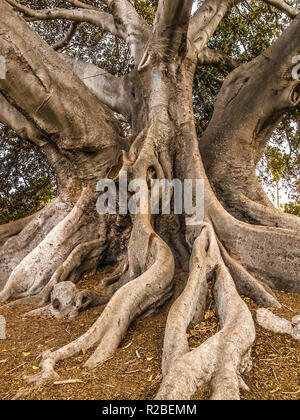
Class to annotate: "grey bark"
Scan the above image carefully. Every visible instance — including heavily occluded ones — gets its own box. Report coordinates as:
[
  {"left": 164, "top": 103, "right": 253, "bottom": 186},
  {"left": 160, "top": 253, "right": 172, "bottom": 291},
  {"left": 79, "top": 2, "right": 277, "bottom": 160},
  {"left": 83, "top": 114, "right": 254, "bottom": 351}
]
[
  {"left": 0, "top": 0, "right": 299, "bottom": 401},
  {"left": 200, "top": 15, "right": 300, "bottom": 229}
]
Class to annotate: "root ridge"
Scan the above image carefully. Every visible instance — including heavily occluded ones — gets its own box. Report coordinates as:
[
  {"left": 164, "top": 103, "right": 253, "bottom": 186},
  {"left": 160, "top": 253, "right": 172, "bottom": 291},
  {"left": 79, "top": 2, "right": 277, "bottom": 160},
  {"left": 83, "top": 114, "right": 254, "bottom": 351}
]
[{"left": 156, "top": 223, "right": 256, "bottom": 400}]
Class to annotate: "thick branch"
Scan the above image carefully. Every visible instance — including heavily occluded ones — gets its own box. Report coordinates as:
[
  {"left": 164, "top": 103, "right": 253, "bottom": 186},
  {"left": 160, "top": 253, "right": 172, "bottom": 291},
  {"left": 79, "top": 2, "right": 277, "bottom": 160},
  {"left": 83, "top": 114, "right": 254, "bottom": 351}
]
[
  {"left": 101, "top": 0, "right": 151, "bottom": 63},
  {"left": 5, "top": 0, "right": 119, "bottom": 37},
  {"left": 0, "top": 1, "right": 121, "bottom": 156},
  {"left": 189, "top": 0, "right": 238, "bottom": 53},
  {"left": 105, "top": 0, "right": 149, "bottom": 31},
  {"left": 155, "top": 0, "right": 193, "bottom": 59},
  {"left": 53, "top": 23, "right": 79, "bottom": 51},
  {"left": 0, "top": 93, "right": 47, "bottom": 148},
  {"left": 0, "top": 93, "right": 76, "bottom": 191},
  {"left": 66, "top": 0, "right": 99, "bottom": 10},
  {"left": 139, "top": 0, "right": 193, "bottom": 69},
  {"left": 262, "top": 0, "right": 299, "bottom": 18},
  {"left": 62, "top": 55, "right": 131, "bottom": 119},
  {"left": 198, "top": 47, "right": 240, "bottom": 70}
]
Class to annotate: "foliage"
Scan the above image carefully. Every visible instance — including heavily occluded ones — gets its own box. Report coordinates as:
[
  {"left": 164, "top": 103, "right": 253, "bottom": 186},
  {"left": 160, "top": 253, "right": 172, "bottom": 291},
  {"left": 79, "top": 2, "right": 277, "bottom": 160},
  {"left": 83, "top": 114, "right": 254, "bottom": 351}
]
[
  {"left": 257, "top": 111, "right": 299, "bottom": 208},
  {"left": 132, "top": 0, "right": 158, "bottom": 23},
  {"left": 0, "top": 124, "right": 56, "bottom": 224},
  {"left": 0, "top": 176, "right": 55, "bottom": 225}
]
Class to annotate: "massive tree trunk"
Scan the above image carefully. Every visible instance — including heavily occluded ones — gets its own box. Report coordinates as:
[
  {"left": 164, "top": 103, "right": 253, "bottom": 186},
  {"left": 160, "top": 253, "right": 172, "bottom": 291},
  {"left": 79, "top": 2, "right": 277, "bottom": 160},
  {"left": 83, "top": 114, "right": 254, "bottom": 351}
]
[
  {"left": 200, "top": 18, "right": 300, "bottom": 229},
  {"left": 0, "top": 0, "right": 299, "bottom": 400}
]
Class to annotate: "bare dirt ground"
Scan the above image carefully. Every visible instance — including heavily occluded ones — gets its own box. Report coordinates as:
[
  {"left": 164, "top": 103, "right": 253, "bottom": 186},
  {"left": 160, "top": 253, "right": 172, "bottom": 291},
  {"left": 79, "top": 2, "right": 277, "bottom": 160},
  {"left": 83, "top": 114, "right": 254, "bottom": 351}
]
[{"left": 0, "top": 270, "right": 299, "bottom": 400}]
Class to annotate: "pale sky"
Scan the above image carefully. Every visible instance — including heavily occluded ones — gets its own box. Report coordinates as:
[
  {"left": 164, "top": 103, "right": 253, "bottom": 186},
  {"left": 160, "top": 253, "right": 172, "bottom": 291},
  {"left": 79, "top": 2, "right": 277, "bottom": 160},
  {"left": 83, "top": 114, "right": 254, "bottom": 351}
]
[{"left": 192, "top": 1, "right": 198, "bottom": 14}]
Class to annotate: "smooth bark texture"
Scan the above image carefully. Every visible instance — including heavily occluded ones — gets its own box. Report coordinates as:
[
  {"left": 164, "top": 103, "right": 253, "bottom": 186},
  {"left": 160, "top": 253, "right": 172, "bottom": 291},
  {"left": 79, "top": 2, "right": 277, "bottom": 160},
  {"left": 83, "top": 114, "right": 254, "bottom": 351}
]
[
  {"left": 0, "top": 0, "right": 299, "bottom": 400},
  {"left": 200, "top": 15, "right": 300, "bottom": 229}
]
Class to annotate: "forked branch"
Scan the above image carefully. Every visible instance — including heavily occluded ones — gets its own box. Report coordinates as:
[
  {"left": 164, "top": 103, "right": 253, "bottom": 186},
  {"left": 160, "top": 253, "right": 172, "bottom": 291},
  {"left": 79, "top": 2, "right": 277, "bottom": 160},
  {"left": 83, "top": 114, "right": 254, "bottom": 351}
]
[
  {"left": 152, "top": 0, "right": 194, "bottom": 60},
  {"left": 103, "top": 0, "right": 151, "bottom": 57},
  {"left": 139, "top": 0, "right": 194, "bottom": 70},
  {"left": 0, "top": 1, "right": 121, "bottom": 153}
]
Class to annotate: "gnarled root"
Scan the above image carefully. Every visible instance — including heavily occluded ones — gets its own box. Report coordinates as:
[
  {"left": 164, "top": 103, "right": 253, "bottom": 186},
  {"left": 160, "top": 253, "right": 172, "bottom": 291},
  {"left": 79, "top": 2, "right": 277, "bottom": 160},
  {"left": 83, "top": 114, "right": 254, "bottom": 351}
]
[
  {"left": 218, "top": 240, "right": 281, "bottom": 308},
  {"left": 0, "top": 194, "right": 72, "bottom": 292},
  {"left": 209, "top": 198, "right": 300, "bottom": 294},
  {"left": 23, "top": 281, "right": 107, "bottom": 319},
  {"left": 100, "top": 255, "right": 129, "bottom": 287},
  {"left": 156, "top": 223, "right": 256, "bottom": 400},
  {"left": 23, "top": 215, "right": 175, "bottom": 387},
  {"left": 256, "top": 308, "right": 295, "bottom": 336},
  {"left": 0, "top": 187, "right": 102, "bottom": 303},
  {"left": 0, "top": 213, "right": 36, "bottom": 247},
  {"left": 3, "top": 238, "right": 106, "bottom": 309},
  {"left": 229, "top": 192, "right": 300, "bottom": 231}
]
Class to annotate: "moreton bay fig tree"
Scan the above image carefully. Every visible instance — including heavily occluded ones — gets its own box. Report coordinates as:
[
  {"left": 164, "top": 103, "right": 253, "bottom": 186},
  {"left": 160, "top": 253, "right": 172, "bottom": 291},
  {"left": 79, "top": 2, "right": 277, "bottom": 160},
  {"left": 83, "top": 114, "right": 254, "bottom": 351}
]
[{"left": 0, "top": 0, "right": 299, "bottom": 400}]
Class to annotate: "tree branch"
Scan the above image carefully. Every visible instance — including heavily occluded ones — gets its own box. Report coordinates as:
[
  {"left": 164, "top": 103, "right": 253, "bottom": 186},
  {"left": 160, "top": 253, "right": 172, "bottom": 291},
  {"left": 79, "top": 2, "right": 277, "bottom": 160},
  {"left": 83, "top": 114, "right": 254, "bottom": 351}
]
[
  {"left": 198, "top": 47, "right": 240, "bottom": 70},
  {"left": 6, "top": 0, "right": 151, "bottom": 63},
  {"left": 262, "top": 0, "right": 298, "bottom": 18},
  {"left": 139, "top": 0, "right": 194, "bottom": 69},
  {"left": 53, "top": 22, "right": 79, "bottom": 51},
  {"left": 189, "top": 0, "right": 240, "bottom": 53},
  {"left": 66, "top": 0, "right": 99, "bottom": 10},
  {"left": 0, "top": 93, "right": 47, "bottom": 148},
  {"left": 0, "top": 0, "right": 121, "bottom": 153},
  {"left": 5, "top": 0, "right": 120, "bottom": 37},
  {"left": 62, "top": 55, "right": 131, "bottom": 119},
  {"left": 0, "top": 92, "right": 74, "bottom": 188},
  {"left": 103, "top": 0, "right": 151, "bottom": 63}
]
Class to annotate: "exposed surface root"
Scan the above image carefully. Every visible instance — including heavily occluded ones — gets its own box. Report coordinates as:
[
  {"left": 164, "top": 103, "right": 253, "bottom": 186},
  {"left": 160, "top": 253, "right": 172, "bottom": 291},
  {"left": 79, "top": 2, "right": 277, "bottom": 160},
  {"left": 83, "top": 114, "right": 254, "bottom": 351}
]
[
  {"left": 256, "top": 308, "right": 297, "bottom": 336},
  {"left": 0, "top": 283, "right": 299, "bottom": 400},
  {"left": 101, "top": 255, "right": 129, "bottom": 287},
  {"left": 233, "top": 193, "right": 300, "bottom": 231},
  {"left": 23, "top": 215, "right": 175, "bottom": 387},
  {"left": 161, "top": 224, "right": 212, "bottom": 376},
  {"left": 3, "top": 239, "right": 106, "bottom": 309},
  {"left": 218, "top": 240, "right": 281, "bottom": 308},
  {"left": 211, "top": 205, "right": 300, "bottom": 293},
  {"left": 0, "top": 195, "right": 72, "bottom": 292},
  {"left": 0, "top": 188, "right": 101, "bottom": 303},
  {"left": 23, "top": 281, "right": 107, "bottom": 319},
  {"left": 156, "top": 223, "right": 256, "bottom": 400},
  {"left": 22, "top": 304, "right": 53, "bottom": 318}
]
